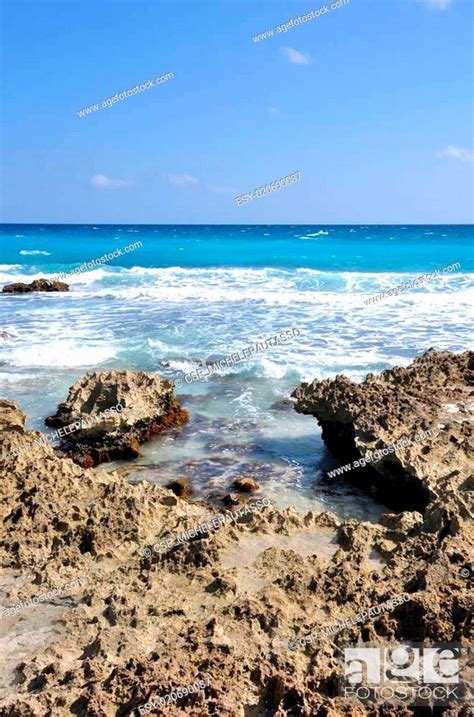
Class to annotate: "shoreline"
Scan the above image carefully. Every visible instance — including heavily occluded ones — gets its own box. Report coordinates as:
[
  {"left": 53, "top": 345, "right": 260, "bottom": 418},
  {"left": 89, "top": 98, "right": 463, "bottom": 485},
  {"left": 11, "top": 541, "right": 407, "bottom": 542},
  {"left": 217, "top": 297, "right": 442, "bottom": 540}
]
[{"left": 0, "top": 349, "right": 471, "bottom": 713}]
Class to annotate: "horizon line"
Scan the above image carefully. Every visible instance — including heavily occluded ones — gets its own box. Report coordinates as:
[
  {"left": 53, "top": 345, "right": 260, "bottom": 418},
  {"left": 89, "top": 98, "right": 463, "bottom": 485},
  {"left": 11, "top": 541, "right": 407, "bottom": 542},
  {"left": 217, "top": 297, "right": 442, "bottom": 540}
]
[{"left": 1, "top": 222, "right": 473, "bottom": 228}]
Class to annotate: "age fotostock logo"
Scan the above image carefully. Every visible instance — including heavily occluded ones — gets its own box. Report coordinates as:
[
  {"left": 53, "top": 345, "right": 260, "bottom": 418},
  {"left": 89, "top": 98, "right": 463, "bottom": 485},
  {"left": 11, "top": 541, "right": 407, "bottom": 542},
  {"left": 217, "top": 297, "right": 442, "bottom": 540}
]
[{"left": 342, "top": 644, "right": 469, "bottom": 705}]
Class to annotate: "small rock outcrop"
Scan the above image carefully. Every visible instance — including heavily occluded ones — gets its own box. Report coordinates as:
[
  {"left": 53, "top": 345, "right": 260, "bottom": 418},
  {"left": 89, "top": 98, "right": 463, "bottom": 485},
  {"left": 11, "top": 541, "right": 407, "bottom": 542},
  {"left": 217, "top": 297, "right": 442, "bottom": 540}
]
[
  {"left": 232, "top": 477, "right": 260, "bottom": 493},
  {"left": 292, "top": 349, "right": 473, "bottom": 511},
  {"left": 2, "top": 278, "right": 69, "bottom": 293},
  {"left": 45, "top": 370, "right": 188, "bottom": 467},
  {"left": 0, "top": 399, "right": 26, "bottom": 434},
  {"left": 222, "top": 492, "right": 247, "bottom": 506},
  {"left": 165, "top": 478, "right": 191, "bottom": 497}
]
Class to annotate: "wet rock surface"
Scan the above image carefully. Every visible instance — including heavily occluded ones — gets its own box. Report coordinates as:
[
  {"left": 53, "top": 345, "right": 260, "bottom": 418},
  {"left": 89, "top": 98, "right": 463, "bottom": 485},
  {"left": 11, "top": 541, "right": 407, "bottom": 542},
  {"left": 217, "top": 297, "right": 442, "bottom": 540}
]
[
  {"left": 1, "top": 279, "right": 69, "bottom": 293},
  {"left": 232, "top": 476, "right": 260, "bottom": 493},
  {"left": 165, "top": 477, "right": 191, "bottom": 497},
  {"left": 0, "top": 352, "right": 472, "bottom": 715},
  {"left": 293, "top": 349, "right": 473, "bottom": 511},
  {"left": 45, "top": 370, "right": 188, "bottom": 467}
]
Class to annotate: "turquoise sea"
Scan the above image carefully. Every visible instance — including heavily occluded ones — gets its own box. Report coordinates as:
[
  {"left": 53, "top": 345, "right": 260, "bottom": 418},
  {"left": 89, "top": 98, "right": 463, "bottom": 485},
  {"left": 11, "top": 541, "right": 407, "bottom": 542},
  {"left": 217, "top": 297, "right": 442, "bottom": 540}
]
[{"left": 1, "top": 224, "right": 472, "bottom": 521}]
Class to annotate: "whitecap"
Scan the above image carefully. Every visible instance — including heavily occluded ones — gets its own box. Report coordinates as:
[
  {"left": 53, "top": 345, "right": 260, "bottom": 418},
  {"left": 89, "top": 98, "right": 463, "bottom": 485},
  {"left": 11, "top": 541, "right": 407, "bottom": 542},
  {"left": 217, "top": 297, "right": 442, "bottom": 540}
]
[
  {"left": 65, "top": 268, "right": 110, "bottom": 285},
  {"left": 19, "top": 250, "right": 51, "bottom": 256},
  {"left": 4, "top": 267, "right": 111, "bottom": 286},
  {"left": 257, "top": 357, "right": 291, "bottom": 380},
  {"left": 66, "top": 266, "right": 472, "bottom": 305},
  {"left": 165, "top": 358, "right": 203, "bottom": 373},
  {"left": 147, "top": 338, "right": 171, "bottom": 352}
]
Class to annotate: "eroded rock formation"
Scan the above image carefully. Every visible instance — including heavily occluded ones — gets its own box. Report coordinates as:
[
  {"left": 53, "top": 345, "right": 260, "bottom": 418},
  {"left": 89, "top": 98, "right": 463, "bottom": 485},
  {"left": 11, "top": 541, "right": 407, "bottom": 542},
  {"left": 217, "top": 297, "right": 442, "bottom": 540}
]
[
  {"left": 0, "top": 352, "right": 472, "bottom": 715},
  {"left": 45, "top": 370, "right": 188, "bottom": 467},
  {"left": 293, "top": 349, "right": 473, "bottom": 511},
  {"left": 0, "top": 399, "right": 26, "bottom": 434}
]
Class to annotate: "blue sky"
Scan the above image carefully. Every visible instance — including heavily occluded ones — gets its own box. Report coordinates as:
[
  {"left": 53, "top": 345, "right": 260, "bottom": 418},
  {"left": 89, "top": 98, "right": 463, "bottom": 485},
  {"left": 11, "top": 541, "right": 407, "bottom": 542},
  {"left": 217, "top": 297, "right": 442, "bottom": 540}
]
[{"left": 1, "top": 0, "right": 473, "bottom": 224}]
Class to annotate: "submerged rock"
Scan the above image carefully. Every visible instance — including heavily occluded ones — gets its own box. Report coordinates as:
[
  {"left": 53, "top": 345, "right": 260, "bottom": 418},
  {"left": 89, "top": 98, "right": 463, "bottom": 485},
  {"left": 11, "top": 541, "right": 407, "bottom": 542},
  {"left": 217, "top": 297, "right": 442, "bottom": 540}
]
[
  {"left": 222, "top": 492, "right": 247, "bottom": 506},
  {"left": 165, "top": 478, "right": 191, "bottom": 497},
  {"left": 232, "top": 477, "right": 260, "bottom": 493},
  {"left": 45, "top": 370, "right": 188, "bottom": 467},
  {"left": 2, "top": 278, "right": 69, "bottom": 293},
  {"left": 269, "top": 398, "right": 294, "bottom": 411},
  {"left": 0, "top": 330, "right": 14, "bottom": 340},
  {"left": 293, "top": 349, "right": 473, "bottom": 512}
]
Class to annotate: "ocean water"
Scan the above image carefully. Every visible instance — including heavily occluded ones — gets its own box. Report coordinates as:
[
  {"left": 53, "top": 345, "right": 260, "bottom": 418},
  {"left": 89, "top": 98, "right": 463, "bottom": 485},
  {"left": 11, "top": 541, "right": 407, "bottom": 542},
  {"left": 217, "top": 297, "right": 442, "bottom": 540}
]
[{"left": 1, "top": 224, "right": 472, "bottom": 522}]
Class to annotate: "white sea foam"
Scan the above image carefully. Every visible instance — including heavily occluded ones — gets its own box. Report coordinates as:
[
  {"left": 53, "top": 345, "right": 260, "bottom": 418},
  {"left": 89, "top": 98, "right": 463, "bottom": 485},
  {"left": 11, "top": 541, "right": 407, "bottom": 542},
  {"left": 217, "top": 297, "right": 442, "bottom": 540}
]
[
  {"left": 2, "top": 263, "right": 470, "bottom": 303},
  {"left": 76, "top": 275, "right": 472, "bottom": 307},
  {"left": 1, "top": 265, "right": 471, "bottom": 380},
  {"left": 163, "top": 358, "right": 201, "bottom": 373},
  {"left": 0, "top": 267, "right": 112, "bottom": 287},
  {"left": 4, "top": 341, "right": 117, "bottom": 368},
  {"left": 0, "top": 372, "right": 39, "bottom": 383},
  {"left": 147, "top": 338, "right": 171, "bottom": 352},
  {"left": 257, "top": 357, "right": 292, "bottom": 380}
]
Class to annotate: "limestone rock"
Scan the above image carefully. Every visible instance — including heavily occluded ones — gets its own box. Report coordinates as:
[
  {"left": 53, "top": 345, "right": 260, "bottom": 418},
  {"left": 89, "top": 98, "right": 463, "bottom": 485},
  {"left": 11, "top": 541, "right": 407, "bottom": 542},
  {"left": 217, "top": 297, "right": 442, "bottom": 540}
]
[
  {"left": 292, "top": 349, "right": 473, "bottom": 511},
  {"left": 45, "top": 370, "right": 188, "bottom": 466},
  {"left": 0, "top": 399, "right": 26, "bottom": 434},
  {"left": 0, "top": 351, "right": 472, "bottom": 714}
]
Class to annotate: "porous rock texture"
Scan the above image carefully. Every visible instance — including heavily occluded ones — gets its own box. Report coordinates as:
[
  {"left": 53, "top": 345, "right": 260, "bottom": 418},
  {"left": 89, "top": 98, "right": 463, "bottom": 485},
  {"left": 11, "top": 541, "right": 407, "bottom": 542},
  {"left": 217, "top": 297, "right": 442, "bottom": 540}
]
[
  {"left": 293, "top": 349, "right": 474, "bottom": 511},
  {"left": 2, "top": 279, "right": 69, "bottom": 293},
  {"left": 45, "top": 370, "right": 188, "bottom": 467},
  {"left": 0, "top": 351, "right": 472, "bottom": 716},
  {"left": 0, "top": 400, "right": 25, "bottom": 434}
]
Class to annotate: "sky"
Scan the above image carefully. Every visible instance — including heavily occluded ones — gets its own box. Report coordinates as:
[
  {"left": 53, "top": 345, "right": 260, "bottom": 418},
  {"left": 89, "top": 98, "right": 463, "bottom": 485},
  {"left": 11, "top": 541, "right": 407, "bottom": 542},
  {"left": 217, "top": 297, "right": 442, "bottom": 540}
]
[{"left": 1, "top": 0, "right": 473, "bottom": 224}]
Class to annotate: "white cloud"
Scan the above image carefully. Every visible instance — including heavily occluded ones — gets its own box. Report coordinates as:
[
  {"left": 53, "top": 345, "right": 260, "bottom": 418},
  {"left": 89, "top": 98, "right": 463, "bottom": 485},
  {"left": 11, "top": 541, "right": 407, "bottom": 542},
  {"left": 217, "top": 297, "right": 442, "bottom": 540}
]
[
  {"left": 282, "top": 47, "right": 312, "bottom": 65},
  {"left": 165, "top": 173, "right": 199, "bottom": 186},
  {"left": 421, "top": 0, "right": 452, "bottom": 9},
  {"left": 437, "top": 145, "right": 474, "bottom": 162},
  {"left": 91, "top": 174, "right": 135, "bottom": 189}
]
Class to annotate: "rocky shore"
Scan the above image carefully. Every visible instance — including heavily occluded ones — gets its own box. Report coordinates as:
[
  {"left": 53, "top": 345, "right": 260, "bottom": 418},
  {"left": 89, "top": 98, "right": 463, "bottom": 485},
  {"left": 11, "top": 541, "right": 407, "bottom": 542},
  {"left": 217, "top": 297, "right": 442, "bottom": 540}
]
[
  {"left": 0, "top": 351, "right": 472, "bottom": 716},
  {"left": 293, "top": 349, "right": 473, "bottom": 512}
]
